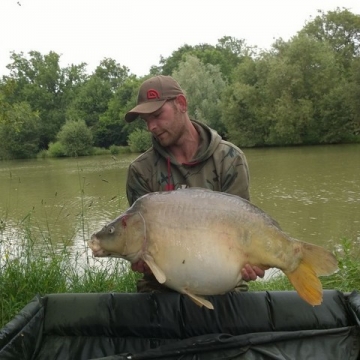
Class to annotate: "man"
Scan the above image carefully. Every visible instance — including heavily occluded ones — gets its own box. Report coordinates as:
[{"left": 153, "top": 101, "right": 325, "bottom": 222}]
[{"left": 125, "top": 75, "right": 264, "bottom": 292}]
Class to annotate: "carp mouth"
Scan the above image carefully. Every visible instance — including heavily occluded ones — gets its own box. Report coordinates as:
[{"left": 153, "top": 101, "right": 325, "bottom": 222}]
[
  {"left": 88, "top": 236, "right": 112, "bottom": 257},
  {"left": 87, "top": 236, "right": 123, "bottom": 258},
  {"left": 91, "top": 249, "right": 122, "bottom": 258},
  {"left": 90, "top": 248, "right": 113, "bottom": 257}
]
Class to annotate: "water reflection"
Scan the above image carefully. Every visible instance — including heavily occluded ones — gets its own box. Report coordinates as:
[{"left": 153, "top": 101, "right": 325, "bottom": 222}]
[{"left": 247, "top": 144, "right": 360, "bottom": 247}]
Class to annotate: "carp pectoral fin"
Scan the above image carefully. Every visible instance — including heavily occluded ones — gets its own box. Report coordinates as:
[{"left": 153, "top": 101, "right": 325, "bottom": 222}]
[
  {"left": 183, "top": 290, "right": 214, "bottom": 310},
  {"left": 142, "top": 254, "right": 166, "bottom": 284}
]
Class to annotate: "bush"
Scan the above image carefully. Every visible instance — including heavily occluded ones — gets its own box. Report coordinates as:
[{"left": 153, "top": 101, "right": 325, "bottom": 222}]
[
  {"left": 128, "top": 129, "right": 152, "bottom": 153},
  {"left": 57, "top": 120, "right": 93, "bottom": 157},
  {"left": 109, "top": 144, "right": 120, "bottom": 155},
  {"left": 0, "top": 102, "right": 41, "bottom": 159},
  {"left": 47, "top": 141, "right": 66, "bottom": 157},
  {"left": 92, "top": 147, "right": 110, "bottom": 156},
  {"left": 37, "top": 149, "right": 49, "bottom": 159},
  {"left": 108, "top": 145, "right": 131, "bottom": 154}
]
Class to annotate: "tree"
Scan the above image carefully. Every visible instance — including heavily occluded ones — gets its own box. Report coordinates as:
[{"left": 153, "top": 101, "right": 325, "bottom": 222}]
[
  {"left": 221, "top": 81, "right": 265, "bottom": 147},
  {"left": 347, "top": 58, "right": 360, "bottom": 134},
  {"left": 66, "top": 75, "right": 113, "bottom": 130},
  {"left": 2, "top": 51, "right": 88, "bottom": 148},
  {"left": 300, "top": 8, "right": 360, "bottom": 71},
  {"left": 159, "top": 37, "right": 253, "bottom": 80},
  {"left": 94, "top": 58, "right": 130, "bottom": 92},
  {"left": 173, "top": 55, "right": 227, "bottom": 135},
  {"left": 95, "top": 75, "right": 144, "bottom": 148},
  {"left": 0, "top": 99, "right": 41, "bottom": 159},
  {"left": 268, "top": 33, "right": 351, "bottom": 144},
  {"left": 67, "top": 59, "right": 132, "bottom": 147},
  {"left": 56, "top": 120, "right": 93, "bottom": 157}
]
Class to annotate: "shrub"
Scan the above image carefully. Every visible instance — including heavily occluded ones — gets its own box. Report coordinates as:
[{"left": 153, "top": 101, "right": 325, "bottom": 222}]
[
  {"left": 108, "top": 145, "right": 131, "bottom": 154},
  {"left": 128, "top": 129, "right": 152, "bottom": 153},
  {"left": 109, "top": 144, "right": 120, "bottom": 155},
  {"left": 57, "top": 120, "right": 93, "bottom": 157},
  {"left": 47, "top": 141, "right": 66, "bottom": 157},
  {"left": 92, "top": 147, "right": 110, "bottom": 156},
  {"left": 0, "top": 102, "right": 41, "bottom": 159},
  {"left": 37, "top": 149, "right": 49, "bottom": 159}
]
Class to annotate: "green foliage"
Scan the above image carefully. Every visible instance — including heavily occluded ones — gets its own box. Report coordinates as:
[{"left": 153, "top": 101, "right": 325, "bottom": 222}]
[
  {"left": 0, "top": 8, "right": 359, "bottom": 155},
  {"left": 36, "top": 149, "right": 49, "bottom": 159},
  {"left": 57, "top": 120, "right": 93, "bottom": 157},
  {"left": 94, "top": 58, "right": 130, "bottom": 91},
  {"left": 66, "top": 75, "right": 113, "bottom": 130},
  {"left": 47, "top": 141, "right": 66, "bottom": 157},
  {"left": 109, "top": 144, "right": 120, "bottom": 154},
  {"left": 92, "top": 147, "right": 110, "bottom": 156},
  {"left": 173, "top": 55, "right": 227, "bottom": 135},
  {"left": 109, "top": 144, "right": 132, "bottom": 155},
  {"left": 223, "top": 19, "right": 358, "bottom": 147},
  {"left": 300, "top": 8, "right": 360, "bottom": 70},
  {"left": 221, "top": 80, "right": 266, "bottom": 147},
  {"left": 320, "top": 238, "right": 360, "bottom": 291},
  {"left": 94, "top": 75, "right": 143, "bottom": 148},
  {"left": 347, "top": 58, "right": 360, "bottom": 134},
  {"left": 3, "top": 51, "right": 82, "bottom": 148},
  {"left": 128, "top": 129, "right": 152, "bottom": 153},
  {"left": 160, "top": 36, "right": 253, "bottom": 80},
  {"left": 0, "top": 100, "right": 41, "bottom": 159}
]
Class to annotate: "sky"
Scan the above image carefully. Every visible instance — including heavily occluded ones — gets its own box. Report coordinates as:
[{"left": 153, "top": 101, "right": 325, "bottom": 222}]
[{"left": 1, "top": 0, "right": 360, "bottom": 77}]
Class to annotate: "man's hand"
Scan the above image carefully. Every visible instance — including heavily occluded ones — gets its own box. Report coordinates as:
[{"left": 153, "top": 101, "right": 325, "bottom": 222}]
[
  {"left": 131, "top": 260, "right": 151, "bottom": 274},
  {"left": 132, "top": 260, "right": 266, "bottom": 282},
  {"left": 241, "top": 264, "right": 266, "bottom": 281}
]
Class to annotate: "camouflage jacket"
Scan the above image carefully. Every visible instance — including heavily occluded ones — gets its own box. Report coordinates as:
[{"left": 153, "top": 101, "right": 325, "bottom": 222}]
[{"left": 126, "top": 120, "right": 250, "bottom": 206}]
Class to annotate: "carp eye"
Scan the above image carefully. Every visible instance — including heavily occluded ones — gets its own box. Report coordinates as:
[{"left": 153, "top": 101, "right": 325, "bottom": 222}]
[{"left": 108, "top": 226, "right": 115, "bottom": 234}]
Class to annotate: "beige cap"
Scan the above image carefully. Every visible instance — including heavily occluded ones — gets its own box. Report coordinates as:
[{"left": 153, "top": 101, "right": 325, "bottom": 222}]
[{"left": 125, "top": 75, "right": 184, "bottom": 122}]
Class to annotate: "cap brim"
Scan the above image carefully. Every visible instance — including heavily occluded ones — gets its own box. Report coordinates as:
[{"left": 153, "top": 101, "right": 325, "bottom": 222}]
[{"left": 125, "top": 100, "right": 167, "bottom": 123}]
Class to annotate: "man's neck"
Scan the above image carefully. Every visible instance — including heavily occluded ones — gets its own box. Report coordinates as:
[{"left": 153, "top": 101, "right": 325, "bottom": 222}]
[{"left": 168, "top": 121, "right": 200, "bottom": 164}]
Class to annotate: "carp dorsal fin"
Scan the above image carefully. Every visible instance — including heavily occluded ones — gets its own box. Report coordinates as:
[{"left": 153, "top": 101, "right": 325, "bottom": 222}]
[
  {"left": 182, "top": 290, "right": 214, "bottom": 310},
  {"left": 143, "top": 253, "right": 166, "bottom": 284}
]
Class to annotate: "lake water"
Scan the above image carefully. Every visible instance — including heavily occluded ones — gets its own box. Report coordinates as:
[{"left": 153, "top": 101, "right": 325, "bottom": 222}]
[{"left": 0, "top": 144, "right": 359, "bottom": 258}]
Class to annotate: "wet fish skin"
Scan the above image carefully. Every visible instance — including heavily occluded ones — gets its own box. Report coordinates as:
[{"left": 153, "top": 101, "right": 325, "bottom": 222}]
[{"left": 88, "top": 188, "right": 338, "bottom": 310}]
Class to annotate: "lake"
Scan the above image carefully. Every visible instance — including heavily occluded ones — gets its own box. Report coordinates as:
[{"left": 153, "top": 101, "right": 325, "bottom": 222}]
[{"left": 0, "top": 144, "right": 359, "bottom": 258}]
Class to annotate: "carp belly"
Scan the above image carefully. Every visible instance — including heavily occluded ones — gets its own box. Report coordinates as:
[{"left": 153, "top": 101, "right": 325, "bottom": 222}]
[{"left": 146, "top": 228, "right": 247, "bottom": 295}]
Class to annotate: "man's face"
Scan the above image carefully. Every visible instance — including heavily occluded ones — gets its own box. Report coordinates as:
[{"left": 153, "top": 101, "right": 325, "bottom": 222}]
[{"left": 141, "top": 99, "right": 184, "bottom": 147}]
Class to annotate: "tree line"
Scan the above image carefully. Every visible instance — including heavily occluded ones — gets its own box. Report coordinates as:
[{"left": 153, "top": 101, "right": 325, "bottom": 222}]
[{"left": 0, "top": 8, "right": 359, "bottom": 159}]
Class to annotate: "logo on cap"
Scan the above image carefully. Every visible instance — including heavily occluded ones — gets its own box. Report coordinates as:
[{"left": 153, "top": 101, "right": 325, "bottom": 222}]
[{"left": 147, "top": 89, "right": 160, "bottom": 100}]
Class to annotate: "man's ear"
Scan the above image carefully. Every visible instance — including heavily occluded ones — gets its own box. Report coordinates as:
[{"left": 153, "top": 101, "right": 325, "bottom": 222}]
[{"left": 175, "top": 94, "right": 187, "bottom": 113}]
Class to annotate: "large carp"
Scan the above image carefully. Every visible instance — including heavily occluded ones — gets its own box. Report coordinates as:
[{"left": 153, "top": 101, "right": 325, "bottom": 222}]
[{"left": 88, "top": 188, "right": 338, "bottom": 310}]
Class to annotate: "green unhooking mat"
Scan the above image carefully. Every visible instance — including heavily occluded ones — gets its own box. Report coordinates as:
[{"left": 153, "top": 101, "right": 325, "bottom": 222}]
[{"left": 1, "top": 290, "right": 360, "bottom": 360}]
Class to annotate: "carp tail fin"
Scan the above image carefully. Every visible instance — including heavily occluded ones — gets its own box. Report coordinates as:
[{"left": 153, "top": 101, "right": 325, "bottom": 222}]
[
  {"left": 285, "top": 242, "right": 338, "bottom": 306},
  {"left": 300, "top": 242, "right": 338, "bottom": 276}
]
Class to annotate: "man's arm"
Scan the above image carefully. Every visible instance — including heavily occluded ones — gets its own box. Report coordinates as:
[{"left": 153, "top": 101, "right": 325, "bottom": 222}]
[
  {"left": 215, "top": 144, "right": 250, "bottom": 201},
  {"left": 126, "top": 163, "right": 152, "bottom": 206},
  {"left": 223, "top": 155, "right": 250, "bottom": 200}
]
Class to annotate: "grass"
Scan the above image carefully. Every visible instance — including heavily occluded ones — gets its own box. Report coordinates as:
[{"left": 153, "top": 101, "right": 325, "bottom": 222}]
[
  {"left": 37, "top": 145, "right": 132, "bottom": 158},
  {"left": 0, "top": 223, "right": 142, "bottom": 328}
]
